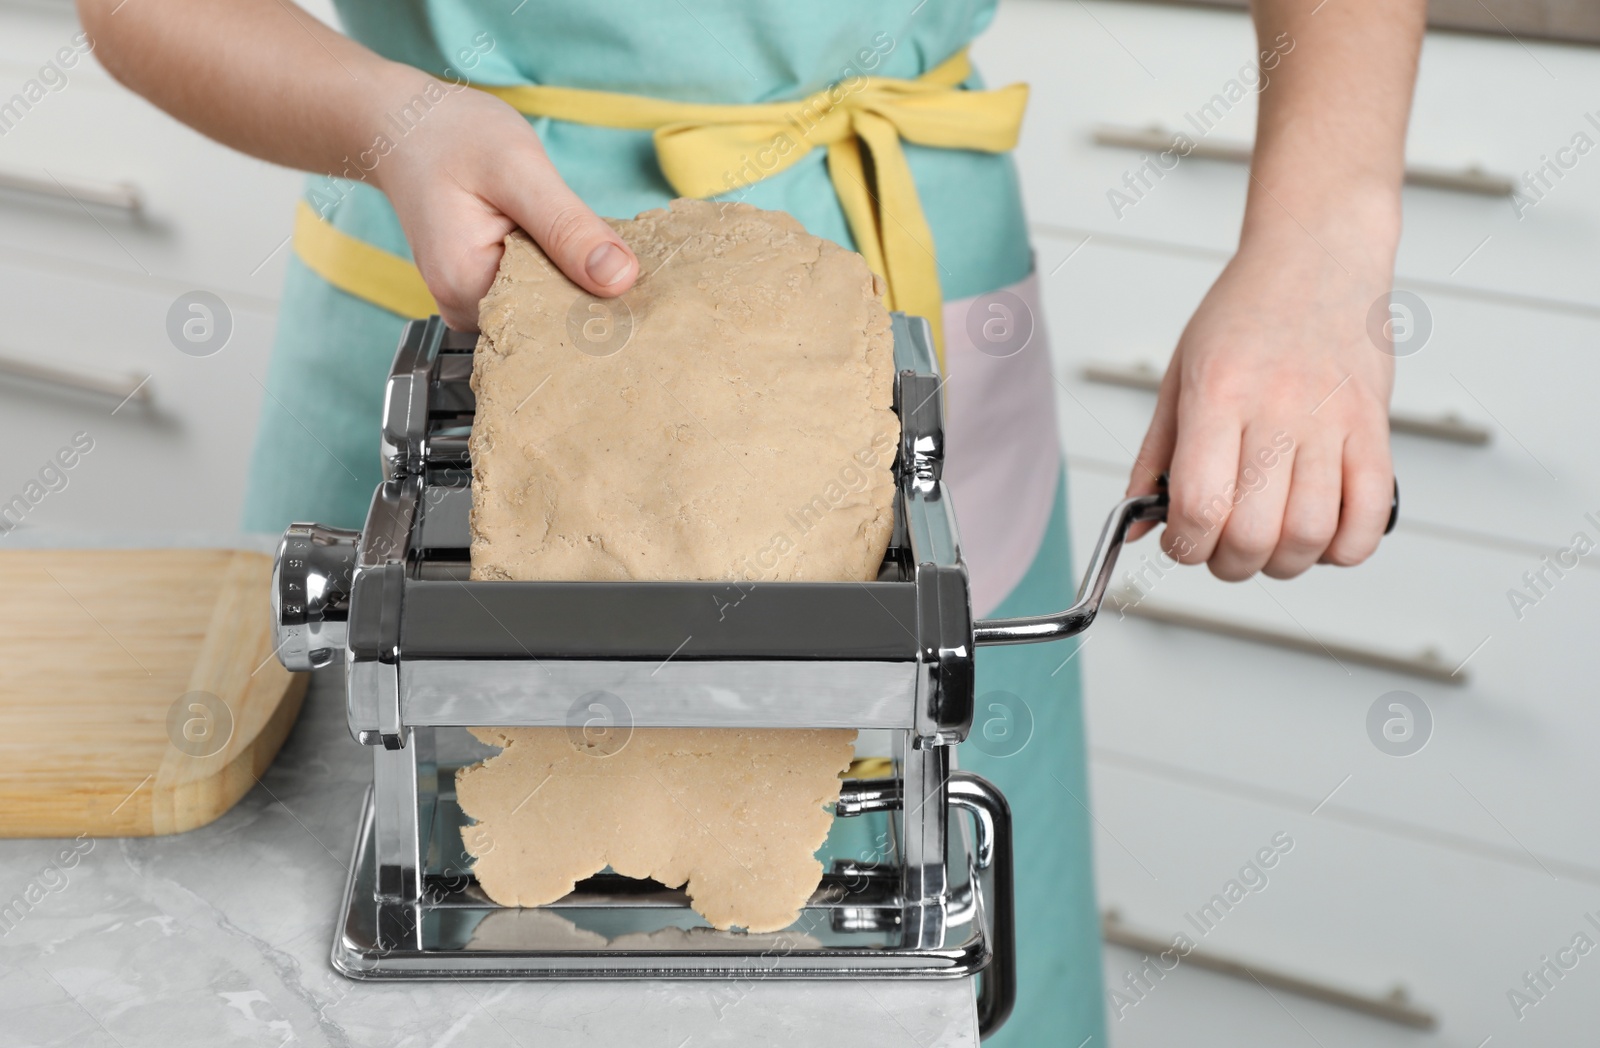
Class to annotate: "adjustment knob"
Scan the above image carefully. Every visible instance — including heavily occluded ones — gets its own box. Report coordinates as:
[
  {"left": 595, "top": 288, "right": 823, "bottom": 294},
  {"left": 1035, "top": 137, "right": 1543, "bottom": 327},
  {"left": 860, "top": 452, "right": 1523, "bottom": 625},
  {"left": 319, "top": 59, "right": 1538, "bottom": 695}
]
[{"left": 271, "top": 523, "right": 360, "bottom": 671}]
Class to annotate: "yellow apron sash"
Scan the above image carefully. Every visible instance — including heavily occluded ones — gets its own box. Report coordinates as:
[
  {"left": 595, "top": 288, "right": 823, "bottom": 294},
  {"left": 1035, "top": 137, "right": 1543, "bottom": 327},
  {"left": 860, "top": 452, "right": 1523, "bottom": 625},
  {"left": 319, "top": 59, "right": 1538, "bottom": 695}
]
[
  {"left": 292, "top": 48, "right": 1028, "bottom": 365},
  {"left": 293, "top": 199, "right": 439, "bottom": 320}
]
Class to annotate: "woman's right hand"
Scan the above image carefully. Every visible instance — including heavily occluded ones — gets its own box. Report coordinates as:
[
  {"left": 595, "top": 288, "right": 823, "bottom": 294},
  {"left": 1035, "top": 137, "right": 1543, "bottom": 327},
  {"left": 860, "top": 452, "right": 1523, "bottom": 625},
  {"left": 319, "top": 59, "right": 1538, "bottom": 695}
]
[
  {"left": 365, "top": 68, "right": 640, "bottom": 331},
  {"left": 79, "top": 0, "right": 637, "bottom": 330}
]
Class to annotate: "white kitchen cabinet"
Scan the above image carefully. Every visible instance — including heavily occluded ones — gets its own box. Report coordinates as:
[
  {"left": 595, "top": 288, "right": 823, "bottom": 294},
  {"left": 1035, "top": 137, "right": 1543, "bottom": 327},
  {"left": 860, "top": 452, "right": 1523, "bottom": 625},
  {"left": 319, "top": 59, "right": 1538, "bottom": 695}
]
[
  {"left": 0, "top": 0, "right": 338, "bottom": 302},
  {"left": 0, "top": 77, "right": 304, "bottom": 306},
  {"left": 1064, "top": 464, "right": 1600, "bottom": 874},
  {"left": 1092, "top": 764, "right": 1599, "bottom": 1046},
  {"left": 975, "top": 0, "right": 1600, "bottom": 309},
  {"left": 0, "top": 0, "right": 341, "bottom": 531},
  {"left": 976, "top": 1, "right": 1600, "bottom": 1041},
  {"left": 0, "top": 255, "right": 280, "bottom": 534}
]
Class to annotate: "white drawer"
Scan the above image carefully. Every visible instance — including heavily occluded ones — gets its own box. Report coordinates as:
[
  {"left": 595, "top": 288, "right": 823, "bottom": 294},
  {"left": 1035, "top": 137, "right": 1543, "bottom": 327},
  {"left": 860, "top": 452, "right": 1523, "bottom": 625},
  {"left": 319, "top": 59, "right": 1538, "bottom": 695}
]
[
  {"left": 1062, "top": 465, "right": 1600, "bottom": 873},
  {"left": 976, "top": 0, "right": 1600, "bottom": 308},
  {"left": 0, "top": 258, "right": 278, "bottom": 534},
  {"left": 1091, "top": 766, "right": 1600, "bottom": 1045},
  {"left": 1038, "top": 232, "right": 1600, "bottom": 548},
  {"left": 0, "top": 0, "right": 339, "bottom": 299}
]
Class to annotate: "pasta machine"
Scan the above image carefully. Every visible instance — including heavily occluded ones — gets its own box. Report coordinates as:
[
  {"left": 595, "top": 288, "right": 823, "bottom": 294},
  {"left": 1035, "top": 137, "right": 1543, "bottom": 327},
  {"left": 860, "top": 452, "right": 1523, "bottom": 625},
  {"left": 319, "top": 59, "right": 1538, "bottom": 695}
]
[{"left": 268, "top": 313, "right": 1168, "bottom": 1038}]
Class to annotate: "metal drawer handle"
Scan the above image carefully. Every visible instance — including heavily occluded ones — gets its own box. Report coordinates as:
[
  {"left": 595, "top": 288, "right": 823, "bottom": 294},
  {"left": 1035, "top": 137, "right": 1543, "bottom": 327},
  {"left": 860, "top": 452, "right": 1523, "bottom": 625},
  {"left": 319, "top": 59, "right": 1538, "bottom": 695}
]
[
  {"left": 1107, "top": 592, "right": 1466, "bottom": 685},
  {"left": 0, "top": 351, "right": 151, "bottom": 407},
  {"left": 1102, "top": 910, "right": 1437, "bottom": 1029},
  {"left": 0, "top": 165, "right": 143, "bottom": 214},
  {"left": 1092, "top": 123, "right": 1514, "bottom": 196},
  {"left": 974, "top": 478, "right": 1399, "bottom": 647},
  {"left": 1081, "top": 361, "right": 1493, "bottom": 447}
]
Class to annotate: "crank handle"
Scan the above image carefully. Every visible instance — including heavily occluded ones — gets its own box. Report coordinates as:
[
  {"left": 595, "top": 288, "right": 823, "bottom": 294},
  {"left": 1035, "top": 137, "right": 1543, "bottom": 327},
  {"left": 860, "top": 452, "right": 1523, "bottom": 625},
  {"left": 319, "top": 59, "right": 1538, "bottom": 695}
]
[
  {"left": 972, "top": 478, "right": 1398, "bottom": 647},
  {"left": 972, "top": 491, "right": 1167, "bottom": 646}
]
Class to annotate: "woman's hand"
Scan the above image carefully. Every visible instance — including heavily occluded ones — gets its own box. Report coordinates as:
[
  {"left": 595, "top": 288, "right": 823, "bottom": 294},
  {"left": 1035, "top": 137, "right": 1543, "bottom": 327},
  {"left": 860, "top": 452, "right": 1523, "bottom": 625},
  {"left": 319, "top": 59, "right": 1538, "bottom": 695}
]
[
  {"left": 366, "top": 69, "right": 639, "bottom": 331},
  {"left": 79, "top": 0, "right": 639, "bottom": 332},
  {"left": 1124, "top": 0, "right": 1424, "bottom": 581},
  {"left": 1125, "top": 224, "right": 1397, "bottom": 581}
]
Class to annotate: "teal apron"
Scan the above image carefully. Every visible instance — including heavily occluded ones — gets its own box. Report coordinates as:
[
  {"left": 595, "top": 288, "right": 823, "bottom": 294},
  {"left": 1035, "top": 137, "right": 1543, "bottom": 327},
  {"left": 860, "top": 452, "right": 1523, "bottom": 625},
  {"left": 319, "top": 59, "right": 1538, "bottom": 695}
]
[{"left": 243, "top": 4, "right": 1104, "bottom": 1042}]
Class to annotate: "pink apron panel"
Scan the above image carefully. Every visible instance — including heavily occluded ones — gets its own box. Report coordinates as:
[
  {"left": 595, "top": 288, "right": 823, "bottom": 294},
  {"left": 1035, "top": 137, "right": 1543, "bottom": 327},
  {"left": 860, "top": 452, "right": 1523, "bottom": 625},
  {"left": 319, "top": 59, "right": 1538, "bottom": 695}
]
[{"left": 940, "top": 268, "right": 1062, "bottom": 618}]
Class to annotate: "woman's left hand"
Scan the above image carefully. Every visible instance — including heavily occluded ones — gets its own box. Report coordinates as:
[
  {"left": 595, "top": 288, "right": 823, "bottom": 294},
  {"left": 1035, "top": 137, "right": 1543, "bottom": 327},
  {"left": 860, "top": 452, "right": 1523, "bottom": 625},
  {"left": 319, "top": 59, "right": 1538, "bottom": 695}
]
[
  {"left": 1121, "top": 0, "right": 1424, "bottom": 582},
  {"left": 1124, "top": 225, "right": 1397, "bottom": 581}
]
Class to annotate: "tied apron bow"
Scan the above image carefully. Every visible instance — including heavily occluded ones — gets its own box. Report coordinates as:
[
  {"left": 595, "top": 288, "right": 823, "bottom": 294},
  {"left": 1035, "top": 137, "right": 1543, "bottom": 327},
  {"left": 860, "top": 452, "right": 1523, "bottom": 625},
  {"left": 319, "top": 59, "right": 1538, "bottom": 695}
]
[{"left": 293, "top": 48, "right": 1028, "bottom": 367}]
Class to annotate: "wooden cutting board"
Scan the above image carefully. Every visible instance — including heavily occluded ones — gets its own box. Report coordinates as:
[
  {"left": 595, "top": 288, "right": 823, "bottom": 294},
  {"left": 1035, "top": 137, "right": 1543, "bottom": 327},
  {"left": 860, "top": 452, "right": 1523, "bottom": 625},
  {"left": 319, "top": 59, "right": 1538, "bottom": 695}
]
[{"left": 0, "top": 549, "right": 308, "bottom": 838}]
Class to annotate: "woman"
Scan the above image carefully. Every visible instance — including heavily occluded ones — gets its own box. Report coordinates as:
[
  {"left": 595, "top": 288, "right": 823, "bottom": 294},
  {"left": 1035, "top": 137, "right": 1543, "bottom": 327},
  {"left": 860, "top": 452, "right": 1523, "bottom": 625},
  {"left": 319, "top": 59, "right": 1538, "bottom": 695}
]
[{"left": 81, "top": 0, "right": 1424, "bottom": 1041}]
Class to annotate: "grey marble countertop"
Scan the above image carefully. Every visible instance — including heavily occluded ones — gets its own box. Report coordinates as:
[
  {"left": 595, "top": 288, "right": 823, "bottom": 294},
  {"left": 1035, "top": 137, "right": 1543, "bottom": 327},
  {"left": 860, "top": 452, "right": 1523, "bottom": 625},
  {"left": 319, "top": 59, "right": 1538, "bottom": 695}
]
[{"left": 0, "top": 668, "right": 979, "bottom": 1047}]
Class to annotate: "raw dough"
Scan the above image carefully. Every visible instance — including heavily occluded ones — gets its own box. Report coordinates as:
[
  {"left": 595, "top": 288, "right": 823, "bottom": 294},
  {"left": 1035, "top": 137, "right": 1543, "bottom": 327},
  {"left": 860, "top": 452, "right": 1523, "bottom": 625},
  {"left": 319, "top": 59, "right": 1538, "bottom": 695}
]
[
  {"left": 468, "top": 197, "right": 899, "bottom": 583},
  {"left": 459, "top": 199, "right": 897, "bottom": 931},
  {"left": 456, "top": 726, "right": 857, "bottom": 933}
]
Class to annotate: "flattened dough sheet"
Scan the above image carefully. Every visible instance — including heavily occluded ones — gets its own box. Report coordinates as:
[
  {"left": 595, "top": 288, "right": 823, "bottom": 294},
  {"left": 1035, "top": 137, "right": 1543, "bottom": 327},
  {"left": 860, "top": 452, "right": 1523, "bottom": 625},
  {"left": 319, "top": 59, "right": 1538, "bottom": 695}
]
[
  {"left": 457, "top": 726, "right": 857, "bottom": 933},
  {"left": 458, "top": 199, "right": 897, "bottom": 932}
]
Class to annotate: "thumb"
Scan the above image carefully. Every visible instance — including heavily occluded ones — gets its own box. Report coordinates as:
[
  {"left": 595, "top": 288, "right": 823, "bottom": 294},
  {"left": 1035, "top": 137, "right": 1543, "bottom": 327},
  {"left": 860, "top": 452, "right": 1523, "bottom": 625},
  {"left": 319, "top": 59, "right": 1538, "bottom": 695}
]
[
  {"left": 492, "top": 150, "right": 639, "bottom": 297},
  {"left": 1125, "top": 360, "right": 1179, "bottom": 541}
]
